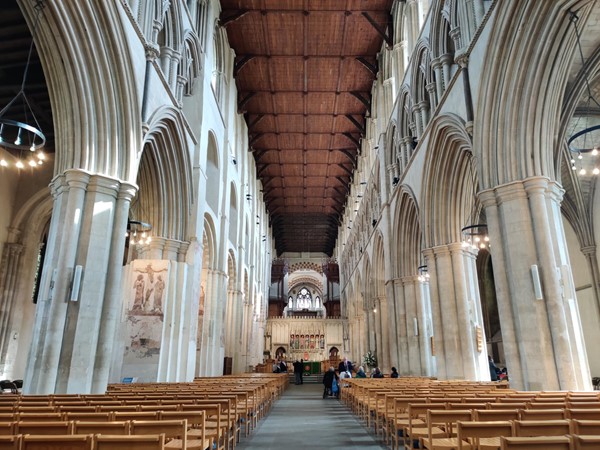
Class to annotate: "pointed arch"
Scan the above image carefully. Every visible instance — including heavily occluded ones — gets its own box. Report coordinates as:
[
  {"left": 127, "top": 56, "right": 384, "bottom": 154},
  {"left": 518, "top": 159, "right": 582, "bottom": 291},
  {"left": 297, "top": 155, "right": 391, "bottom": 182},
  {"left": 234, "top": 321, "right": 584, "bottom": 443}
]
[
  {"left": 134, "top": 107, "right": 194, "bottom": 241},
  {"left": 393, "top": 186, "right": 422, "bottom": 277},
  {"left": 422, "top": 114, "right": 476, "bottom": 248}
]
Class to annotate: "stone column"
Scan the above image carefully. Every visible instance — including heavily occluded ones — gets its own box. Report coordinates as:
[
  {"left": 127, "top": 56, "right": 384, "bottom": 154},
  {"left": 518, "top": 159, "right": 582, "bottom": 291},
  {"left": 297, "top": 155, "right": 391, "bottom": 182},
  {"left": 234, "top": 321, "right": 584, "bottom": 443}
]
[
  {"left": 392, "top": 278, "right": 409, "bottom": 374},
  {"left": 431, "top": 58, "right": 444, "bottom": 100},
  {"left": 402, "top": 276, "right": 422, "bottom": 375},
  {"left": 25, "top": 171, "right": 135, "bottom": 394},
  {"left": 377, "top": 295, "right": 391, "bottom": 372},
  {"left": 0, "top": 243, "right": 23, "bottom": 362},
  {"left": 91, "top": 182, "right": 136, "bottom": 392},
  {"left": 480, "top": 177, "right": 591, "bottom": 390},
  {"left": 424, "top": 243, "right": 488, "bottom": 380},
  {"left": 416, "top": 275, "right": 435, "bottom": 376},
  {"left": 384, "top": 279, "right": 399, "bottom": 371},
  {"left": 423, "top": 247, "right": 446, "bottom": 378}
]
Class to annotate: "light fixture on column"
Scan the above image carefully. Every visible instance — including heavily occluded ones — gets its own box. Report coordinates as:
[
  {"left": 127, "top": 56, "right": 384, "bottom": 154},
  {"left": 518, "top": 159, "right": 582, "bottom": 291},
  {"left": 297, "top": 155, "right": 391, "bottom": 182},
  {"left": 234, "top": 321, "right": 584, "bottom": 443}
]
[
  {"left": 567, "top": 10, "right": 600, "bottom": 176},
  {"left": 461, "top": 224, "right": 489, "bottom": 250},
  {"left": 0, "top": 0, "right": 47, "bottom": 170},
  {"left": 417, "top": 265, "right": 430, "bottom": 282},
  {"left": 127, "top": 220, "right": 152, "bottom": 246},
  {"left": 461, "top": 150, "right": 489, "bottom": 250}
]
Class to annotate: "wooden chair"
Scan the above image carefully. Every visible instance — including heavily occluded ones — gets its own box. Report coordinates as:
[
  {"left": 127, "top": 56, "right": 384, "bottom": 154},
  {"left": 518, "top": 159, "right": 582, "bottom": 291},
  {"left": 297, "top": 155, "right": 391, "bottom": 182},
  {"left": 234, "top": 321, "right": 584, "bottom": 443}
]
[
  {"left": 16, "top": 420, "right": 73, "bottom": 435},
  {"left": 97, "top": 405, "right": 138, "bottom": 413},
  {"left": 568, "top": 408, "right": 600, "bottom": 420},
  {"left": 18, "top": 413, "right": 64, "bottom": 422},
  {"left": 64, "top": 412, "right": 112, "bottom": 422},
  {"left": 571, "top": 419, "right": 600, "bottom": 435},
  {"left": 94, "top": 434, "right": 166, "bottom": 450},
  {"left": 474, "top": 410, "right": 519, "bottom": 422},
  {"left": 519, "top": 409, "right": 566, "bottom": 420},
  {"left": 21, "top": 434, "right": 94, "bottom": 450},
  {"left": 0, "top": 435, "right": 20, "bottom": 450},
  {"left": 131, "top": 419, "right": 206, "bottom": 450},
  {"left": 513, "top": 419, "right": 571, "bottom": 437},
  {"left": 488, "top": 403, "right": 527, "bottom": 411},
  {"left": 0, "top": 423, "right": 13, "bottom": 436},
  {"left": 112, "top": 411, "right": 158, "bottom": 421},
  {"left": 404, "top": 405, "right": 446, "bottom": 450},
  {"left": 500, "top": 436, "right": 571, "bottom": 450},
  {"left": 573, "top": 435, "right": 600, "bottom": 450},
  {"left": 457, "top": 420, "right": 513, "bottom": 450},
  {"left": 58, "top": 406, "right": 97, "bottom": 413},
  {"left": 159, "top": 409, "right": 207, "bottom": 450},
  {"left": 72, "top": 420, "right": 130, "bottom": 435},
  {"left": 421, "top": 410, "right": 472, "bottom": 450}
]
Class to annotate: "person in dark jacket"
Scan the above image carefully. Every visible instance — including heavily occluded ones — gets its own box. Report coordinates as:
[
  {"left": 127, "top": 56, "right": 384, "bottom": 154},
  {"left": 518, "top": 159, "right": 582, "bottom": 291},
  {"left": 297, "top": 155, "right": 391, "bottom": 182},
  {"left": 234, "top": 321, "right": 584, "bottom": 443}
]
[
  {"left": 322, "top": 367, "right": 339, "bottom": 398},
  {"left": 355, "top": 366, "right": 367, "bottom": 378},
  {"left": 371, "top": 367, "right": 384, "bottom": 378},
  {"left": 390, "top": 367, "right": 399, "bottom": 378},
  {"left": 279, "top": 359, "right": 288, "bottom": 373},
  {"left": 488, "top": 356, "right": 499, "bottom": 381},
  {"left": 293, "top": 360, "right": 303, "bottom": 385}
]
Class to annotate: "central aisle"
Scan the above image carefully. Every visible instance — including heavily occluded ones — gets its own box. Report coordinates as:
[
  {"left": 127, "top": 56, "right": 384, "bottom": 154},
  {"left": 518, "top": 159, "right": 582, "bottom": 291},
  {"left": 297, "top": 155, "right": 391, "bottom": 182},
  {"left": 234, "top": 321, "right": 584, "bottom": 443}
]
[{"left": 236, "top": 383, "right": 387, "bottom": 450}]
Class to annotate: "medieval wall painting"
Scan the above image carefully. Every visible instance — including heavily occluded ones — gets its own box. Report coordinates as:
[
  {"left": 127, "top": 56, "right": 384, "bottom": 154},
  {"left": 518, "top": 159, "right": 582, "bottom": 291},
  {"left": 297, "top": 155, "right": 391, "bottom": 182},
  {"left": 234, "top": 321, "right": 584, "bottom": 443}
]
[{"left": 122, "top": 259, "right": 170, "bottom": 381}]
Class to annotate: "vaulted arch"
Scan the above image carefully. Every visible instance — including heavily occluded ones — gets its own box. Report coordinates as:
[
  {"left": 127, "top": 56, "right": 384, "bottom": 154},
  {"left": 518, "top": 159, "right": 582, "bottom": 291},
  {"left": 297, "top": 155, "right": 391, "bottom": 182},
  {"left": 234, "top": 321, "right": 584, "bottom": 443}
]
[{"left": 475, "top": 0, "right": 594, "bottom": 188}]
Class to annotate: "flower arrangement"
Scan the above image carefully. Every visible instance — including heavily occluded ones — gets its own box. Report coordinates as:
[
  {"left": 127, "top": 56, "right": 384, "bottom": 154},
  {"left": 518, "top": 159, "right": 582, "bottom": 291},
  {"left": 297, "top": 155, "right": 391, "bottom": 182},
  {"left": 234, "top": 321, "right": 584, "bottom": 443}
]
[{"left": 363, "top": 351, "right": 377, "bottom": 368}]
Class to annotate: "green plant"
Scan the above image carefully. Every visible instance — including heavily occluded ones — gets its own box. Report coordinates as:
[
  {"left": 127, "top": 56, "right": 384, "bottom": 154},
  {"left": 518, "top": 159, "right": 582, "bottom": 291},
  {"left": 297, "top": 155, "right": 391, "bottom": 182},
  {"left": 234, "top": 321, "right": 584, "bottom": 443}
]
[{"left": 363, "top": 351, "right": 377, "bottom": 368}]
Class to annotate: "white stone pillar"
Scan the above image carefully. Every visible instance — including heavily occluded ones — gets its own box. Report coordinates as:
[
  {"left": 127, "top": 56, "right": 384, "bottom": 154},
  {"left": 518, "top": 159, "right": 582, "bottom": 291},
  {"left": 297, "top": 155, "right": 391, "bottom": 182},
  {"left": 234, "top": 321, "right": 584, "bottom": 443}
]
[
  {"left": 417, "top": 275, "right": 435, "bottom": 376},
  {"left": 384, "top": 279, "right": 399, "bottom": 371},
  {"left": 91, "top": 182, "right": 136, "bottom": 392},
  {"left": 25, "top": 171, "right": 135, "bottom": 394},
  {"left": 480, "top": 177, "right": 591, "bottom": 390},
  {"left": 423, "top": 247, "right": 447, "bottom": 379},
  {"left": 392, "top": 278, "right": 410, "bottom": 374},
  {"left": 402, "top": 276, "right": 423, "bottom": 375}
]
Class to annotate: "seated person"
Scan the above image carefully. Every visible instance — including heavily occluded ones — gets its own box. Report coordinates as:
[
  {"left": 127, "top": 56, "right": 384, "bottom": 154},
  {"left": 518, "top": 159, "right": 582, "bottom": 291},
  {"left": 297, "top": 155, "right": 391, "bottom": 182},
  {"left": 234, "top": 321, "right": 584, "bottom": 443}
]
[{"left": 322, "top": 367, "right": 339, "bottom": 398}]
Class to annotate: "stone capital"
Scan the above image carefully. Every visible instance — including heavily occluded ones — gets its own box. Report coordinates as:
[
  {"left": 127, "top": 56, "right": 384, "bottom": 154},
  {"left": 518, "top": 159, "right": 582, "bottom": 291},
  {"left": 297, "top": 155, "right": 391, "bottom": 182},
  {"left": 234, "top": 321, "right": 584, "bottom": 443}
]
[
  {"left": 401, "top": 275, "right": 419, "bottom": 285},
  {"left": 87, "top": 174, "right": 122, "bottom": 198},
  {"left": 581, "top": 245, "right": 597, "bottom": 256},
  {"left": 118, "top": 182, "right": 138, "bottom": 203},
  {"left": 455, "top": 51, "right": 468, "bottom": 69},
  {"left": 523, "top": 176, "right": 550, "bottom": 197},
  {"left": 431, "top": 244, "right": 451, "bottom": 257},
  {"left": 144, "top": 42, "right": 160, "bottom": 61},
  {"left": 64, "top": 169, "right": 92, "bottom": 190}
]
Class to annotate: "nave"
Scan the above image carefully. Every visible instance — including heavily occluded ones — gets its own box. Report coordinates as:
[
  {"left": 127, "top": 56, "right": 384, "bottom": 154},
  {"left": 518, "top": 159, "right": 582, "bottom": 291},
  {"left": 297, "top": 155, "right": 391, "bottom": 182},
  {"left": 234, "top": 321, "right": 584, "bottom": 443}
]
[{"left": 236, "top": 383, "right": 385, "bottom": 450}]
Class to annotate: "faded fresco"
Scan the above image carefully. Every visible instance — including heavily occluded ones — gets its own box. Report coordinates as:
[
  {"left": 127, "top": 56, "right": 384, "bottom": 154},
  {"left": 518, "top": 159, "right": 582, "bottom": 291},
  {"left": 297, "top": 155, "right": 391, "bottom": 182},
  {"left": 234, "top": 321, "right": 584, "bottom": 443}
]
[{"left": 124, "top": 260, "right": 169, "bottom": 364}]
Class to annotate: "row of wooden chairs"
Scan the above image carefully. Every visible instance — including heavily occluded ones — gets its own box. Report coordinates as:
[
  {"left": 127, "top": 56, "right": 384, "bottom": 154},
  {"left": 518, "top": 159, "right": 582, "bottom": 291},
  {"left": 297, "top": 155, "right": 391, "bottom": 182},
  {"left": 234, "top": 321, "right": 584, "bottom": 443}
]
[
  {"left": 0, "top": 434, "right": 166, "bottom": 450},
  {"left": 0, "top": 417, "right": 212, "bottom": 450},
  {"left": 336, "top": 377, "right": 600, "bottom": 450}
]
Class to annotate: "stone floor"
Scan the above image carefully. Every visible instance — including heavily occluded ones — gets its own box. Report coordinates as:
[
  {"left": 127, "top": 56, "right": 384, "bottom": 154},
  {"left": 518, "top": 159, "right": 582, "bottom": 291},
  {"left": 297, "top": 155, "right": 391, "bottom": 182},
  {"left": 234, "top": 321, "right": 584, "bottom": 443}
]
[{"left": 235, "top": 383, "right": 387, "bottom": 450}]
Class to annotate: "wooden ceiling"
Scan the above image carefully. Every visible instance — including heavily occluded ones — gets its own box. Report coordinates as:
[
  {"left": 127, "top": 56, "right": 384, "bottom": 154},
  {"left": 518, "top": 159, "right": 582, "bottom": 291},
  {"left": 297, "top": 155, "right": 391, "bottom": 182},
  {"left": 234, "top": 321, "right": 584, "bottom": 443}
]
[{"left": 221, "top": 0, "right": 394, "bottom": 256}]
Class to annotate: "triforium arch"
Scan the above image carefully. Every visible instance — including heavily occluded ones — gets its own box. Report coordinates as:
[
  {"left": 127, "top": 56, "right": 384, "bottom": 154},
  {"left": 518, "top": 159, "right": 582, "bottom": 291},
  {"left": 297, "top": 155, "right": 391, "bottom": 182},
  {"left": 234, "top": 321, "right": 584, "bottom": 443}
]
[{"left": 421, "top": 113, "right": 489, "bottom": 381}]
